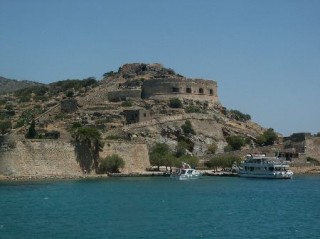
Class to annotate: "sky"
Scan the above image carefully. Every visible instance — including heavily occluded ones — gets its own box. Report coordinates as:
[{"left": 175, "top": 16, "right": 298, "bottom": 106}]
[{"left": 0, "top": 0, "right": 319, "bottom": 136}]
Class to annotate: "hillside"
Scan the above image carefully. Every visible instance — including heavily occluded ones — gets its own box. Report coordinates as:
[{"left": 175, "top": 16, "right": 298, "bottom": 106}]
[
  {"left": 0, "top": 76, "right": 44, "bottom": 95},
  {"left": 0, "top": 63, "right": 319, "bottom": 177}
]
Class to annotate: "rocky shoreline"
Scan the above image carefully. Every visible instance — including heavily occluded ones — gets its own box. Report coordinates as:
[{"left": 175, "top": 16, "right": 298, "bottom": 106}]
[{"left": 1, "top": 166, "right": 320, "bottom": 182}]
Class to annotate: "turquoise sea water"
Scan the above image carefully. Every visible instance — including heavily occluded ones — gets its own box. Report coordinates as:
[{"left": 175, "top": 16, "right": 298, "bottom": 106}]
[{"left": 1, "top": 175, "right": 320, "bottom": 239}]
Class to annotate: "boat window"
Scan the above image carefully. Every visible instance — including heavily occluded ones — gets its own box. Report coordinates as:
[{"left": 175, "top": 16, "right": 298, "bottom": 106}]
[
  {"left": 181, "top": 169, "right": 186, "bottom": 174},
  {"left": 187, "top": 170, "right": 193, "bottom": 174},
  {"left": 250, "top": 167, "right": 254, "bottom": 171},
  {"left": 269, "top": 167, "right": 274, "bottom": 171}
]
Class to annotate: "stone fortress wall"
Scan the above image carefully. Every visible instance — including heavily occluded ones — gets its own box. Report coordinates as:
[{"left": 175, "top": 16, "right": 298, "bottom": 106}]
[
  {"left": 142, "top": 78, "right": 218, "bottom": 103},
  {"left": 0, "top": 137, "right": 150, "bottom": 177}
]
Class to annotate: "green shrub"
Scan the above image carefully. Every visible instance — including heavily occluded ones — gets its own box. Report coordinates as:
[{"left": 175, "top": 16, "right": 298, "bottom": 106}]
[
  {"left": 66, "top": 91, "right": 74, "bottom": 97},
  {"left": 185, "top": 105, "right": 202, "bottom": 113},
  {"left": 224, "top": 145, "right": 233, "bottom": 152},
  {"left": 16, "top": 108, "right": 43, "bottom": 128},
  {"left": 169, "top": 98, "right": 183, "bottom": 108},
  {"left": 106, "top": 135, "right": 122, "bottom": 140},
  {"left": 256, "top": 128, "right": 278, "bottom": 146},
  {"left": 5, "top": 104, "right": 13, "bottom": 111},
  {"left": 181, "top": 120, "right": 195, "bottom": 135},
  {"left": 72, "top": 122, "right": 82, "bottom": 129},
  {"left": 0, "top": 120, "right": 12, "bottom": 134},
  {"left": 207, "top": 143, "right": 218, "bottom": 154},
  {"left": 121, "top": 100, "right": 132, "bottom": 107},
  {"left": 19, "top": 95, "right": 31, "bottom": 103},
  {"left": 103, "top": 71, "right": 116, "bottom": 78},
  {"left": 229, "top": 109, "right": 251, "bottom": 122},
  {"left": 226, "top": 135, "right": 245, "bottom": 151},
  {"left": 99, "top": 154, "right": 125, "bottom": 173}
]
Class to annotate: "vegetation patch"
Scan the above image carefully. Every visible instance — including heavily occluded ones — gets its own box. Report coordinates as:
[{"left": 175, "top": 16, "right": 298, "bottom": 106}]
[
  {"left": 99, "top": 154, "right": 125, "bottom": 173},
  {"left": 205, "top": 155, "right": 241, "bottom": 171}
]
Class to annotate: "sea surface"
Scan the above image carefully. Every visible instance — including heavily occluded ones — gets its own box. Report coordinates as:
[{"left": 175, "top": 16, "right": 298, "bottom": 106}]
[{"left": 1, "top": 175, "right": 320, "bottom": 239}]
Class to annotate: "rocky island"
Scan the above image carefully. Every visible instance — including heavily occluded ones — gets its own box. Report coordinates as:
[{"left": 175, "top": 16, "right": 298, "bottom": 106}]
[{"left": 0, "top": 63, "right": 319, "bottom": 180}]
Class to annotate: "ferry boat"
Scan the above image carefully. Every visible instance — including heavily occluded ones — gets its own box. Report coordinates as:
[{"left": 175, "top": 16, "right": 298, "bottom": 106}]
[
  {"left": 170, "top": 163, "right": 201, "bottom": 180},
  {"left": 238, "top": 154, "right": 293, "bottom": 179}
]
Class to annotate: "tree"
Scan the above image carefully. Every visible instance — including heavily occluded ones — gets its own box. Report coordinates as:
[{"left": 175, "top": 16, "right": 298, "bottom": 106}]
[
  {"left": 226, "top": 135, "right": 245, "bottom": 151},
  {"left": 0, "top": 120, "right": 12, "bottom": 135},
  {"left": 25, "top": 120, "right": 37, "bottom": 138},
  {"left": 181, "top": 120, "right": 195, "bottom": 135},
  {"left": 205, "top": 155, "right": 241, "bottom": 171},
  {"left": 263, "top": 128, "right": 278, "bottom": 145},
  {"left": 72, "top": 127, "right": 104, "bottom": 172},
  {"left": 99, "top": 154, "right": 125, "bottom": 173},
  {"left": 162, "top": 152, "right": 176, "bottom": 171},
  {"left": 175, "top": 140, "right": 190, "bottom": 157},
  {"left": 256, "top": 128, "right": 278, "bottom": 146},
  {"left": 149, "top": 143, "right": 170, "bottom": 170},
  {"left": 179, "top": 155, "right": 199, "bottom": 169}
]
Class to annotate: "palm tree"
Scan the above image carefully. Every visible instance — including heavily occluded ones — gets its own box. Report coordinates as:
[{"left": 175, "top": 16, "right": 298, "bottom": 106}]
[{"left": 72, "top": 127, "right": 104, "bottom": 173}]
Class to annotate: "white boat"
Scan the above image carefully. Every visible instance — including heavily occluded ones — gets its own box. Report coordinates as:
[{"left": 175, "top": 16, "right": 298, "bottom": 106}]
[
  {"left": 170, "top": 163, "right": 201, "bottom": 180},
  {"left": 238, "top": 154, "right": 293, "bottom": 179}
]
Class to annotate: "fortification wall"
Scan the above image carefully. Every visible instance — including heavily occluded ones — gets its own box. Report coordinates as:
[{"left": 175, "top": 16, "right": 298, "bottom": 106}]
[
  {"left": 0, "top": 140, "right": 82, "bottom": 177},
  {"left": 0, "top": 139, "right": 150, "bottom": 177},
  {"left": 101, "top": 141, "right": 150, "bottom": 173},
  {"left": 142, "top": 78, "right": 218, "bottom": 103}
]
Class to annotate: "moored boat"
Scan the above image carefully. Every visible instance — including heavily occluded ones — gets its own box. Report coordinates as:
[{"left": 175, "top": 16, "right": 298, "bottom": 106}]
[
  {"left": 238, "top": 154, "right": 293, "bottom": 179},
  {"left": 170, "top": 163, "right": 201, "bottom": 180}
]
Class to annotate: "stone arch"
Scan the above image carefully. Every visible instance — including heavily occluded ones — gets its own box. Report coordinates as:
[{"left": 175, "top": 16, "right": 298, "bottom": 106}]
[
  {"left": 186, "top": 87, "right": 192, "bottom": 93},
  {"left": 199, "top": 88, "right": 204, "bottom": 94},
  {"left": 209, "top": 89, "right": 213, "bottom": 95}
]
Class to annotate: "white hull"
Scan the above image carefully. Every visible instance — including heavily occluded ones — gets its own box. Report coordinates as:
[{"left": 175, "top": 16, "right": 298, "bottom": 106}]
[
  {"left": 238, "top": 155, "right": 294, "bottom": 179},
  {"left": 170, "top": 174, "right": 201, "bottom": 180},
  {"left": 239, "top": 171, "right": 293, "bottom": 179},
  {"left": 170, "top": 167, "right": 201, "bottom": 180}
]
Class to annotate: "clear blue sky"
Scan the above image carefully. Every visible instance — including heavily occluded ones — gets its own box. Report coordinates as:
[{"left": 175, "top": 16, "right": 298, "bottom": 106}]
[{"left": 0, "top": 0, "right": 319, "bottom": 136}]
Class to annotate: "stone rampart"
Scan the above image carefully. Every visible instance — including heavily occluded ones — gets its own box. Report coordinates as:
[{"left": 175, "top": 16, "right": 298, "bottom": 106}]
[
  {"left": 0, "top": 139, "right": 151, "bottom": 177},
  {"left": 101, "top": 141, "right": 150, "bottom": 173},
  {"left": 142, "top": 78, "right": 218, "bottom": 103},
  {"left": 0, "top": 139, "right": 82, "bottom": 177}
]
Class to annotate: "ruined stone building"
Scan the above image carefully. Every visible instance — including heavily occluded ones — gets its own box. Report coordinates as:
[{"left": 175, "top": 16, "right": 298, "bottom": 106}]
[{"left": 142, "top": 78, "right": 218, "bottom": 103}]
